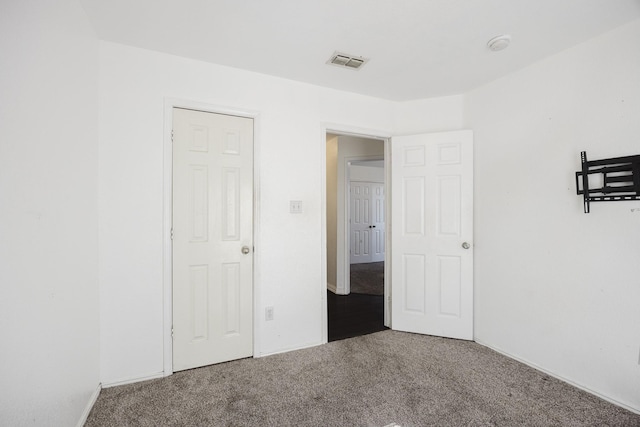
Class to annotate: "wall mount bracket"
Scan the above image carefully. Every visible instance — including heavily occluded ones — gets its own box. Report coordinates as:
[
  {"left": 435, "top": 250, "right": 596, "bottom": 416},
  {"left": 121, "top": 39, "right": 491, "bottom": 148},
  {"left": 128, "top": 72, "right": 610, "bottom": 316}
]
[{"left": 575, "top": 151, "right": 640, "bottom": 213}]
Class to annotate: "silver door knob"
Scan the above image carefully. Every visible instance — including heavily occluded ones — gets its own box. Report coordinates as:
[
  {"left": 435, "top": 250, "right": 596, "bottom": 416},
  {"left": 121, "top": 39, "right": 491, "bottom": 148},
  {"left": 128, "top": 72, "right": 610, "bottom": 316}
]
[
  {"left": 462, "top": 242, "right": 470, "bottom": 249},
  {"left": 241, "top": 246, "right": 250, "bottom": 255}
]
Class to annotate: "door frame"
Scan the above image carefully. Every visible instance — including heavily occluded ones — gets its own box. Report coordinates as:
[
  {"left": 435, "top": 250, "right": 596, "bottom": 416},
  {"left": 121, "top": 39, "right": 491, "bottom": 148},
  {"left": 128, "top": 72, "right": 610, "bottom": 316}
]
[
  {"left": 162, "top": 98, "right": 261, "bottom": 376},
  {"left": 321, "top": 123, "right": 392, "bottom": 343}
]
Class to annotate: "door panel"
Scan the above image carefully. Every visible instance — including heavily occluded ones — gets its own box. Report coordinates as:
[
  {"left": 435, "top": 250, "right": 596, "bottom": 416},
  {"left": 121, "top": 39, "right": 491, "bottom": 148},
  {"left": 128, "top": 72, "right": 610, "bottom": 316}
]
[
  {"left": 173, "top": 108, "right": 253, "bottom": 371},
  {"left": 371, "top": 183, "right": 385, "bottom": 262},
  {"left": 391, "top": 130, "right": 473, "bottom": 340},
  {"left": 350, "top": 181, "right": 387, "bottom": 264},
  {"left": 350, "top": 183, "right": 372, "bottom": 264}
]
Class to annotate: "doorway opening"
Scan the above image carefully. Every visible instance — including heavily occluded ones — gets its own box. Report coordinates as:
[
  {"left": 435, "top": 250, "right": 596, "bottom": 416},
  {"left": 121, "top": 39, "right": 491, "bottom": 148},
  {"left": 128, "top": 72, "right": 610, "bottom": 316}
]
[{"left": 325, "top": 133, "right": 389, "bottom": 341}]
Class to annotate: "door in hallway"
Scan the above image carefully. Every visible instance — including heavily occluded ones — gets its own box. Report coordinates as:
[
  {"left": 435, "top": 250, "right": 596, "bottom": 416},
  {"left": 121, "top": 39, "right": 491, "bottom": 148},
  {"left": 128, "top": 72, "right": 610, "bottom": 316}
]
[{"left": 350, "top": 181, "right": 385, "bottom": 264}]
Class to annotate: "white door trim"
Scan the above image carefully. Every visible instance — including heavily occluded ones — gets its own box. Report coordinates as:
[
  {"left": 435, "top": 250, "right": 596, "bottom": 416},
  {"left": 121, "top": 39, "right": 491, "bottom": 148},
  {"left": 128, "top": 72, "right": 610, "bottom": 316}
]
[
  {"left": 320, "top": 123, "right": 392, "bottom": 343},
  {"left": 163, "top": 98, "right": 261, "bottom": 376}
]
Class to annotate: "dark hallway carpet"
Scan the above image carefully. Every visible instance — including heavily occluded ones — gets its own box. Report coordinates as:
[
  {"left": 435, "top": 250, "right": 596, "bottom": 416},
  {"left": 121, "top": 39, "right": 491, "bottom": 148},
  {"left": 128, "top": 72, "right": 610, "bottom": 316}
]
[
  {"left": 328, "top": 261, "right": 387, "bottom": 342},
  {"left": 327, "top": 290, "right": 387, "bottom": 342}
]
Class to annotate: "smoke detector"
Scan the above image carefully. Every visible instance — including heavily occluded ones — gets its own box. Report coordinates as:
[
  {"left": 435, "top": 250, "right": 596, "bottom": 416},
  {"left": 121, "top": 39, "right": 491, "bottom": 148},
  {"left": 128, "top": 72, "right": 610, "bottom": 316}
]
[
  {"left": 327, "top": 52, "right": 369, "bottom": 70},
  {"left": 487, "top": 35, "right": 511, "bottom": 52}
]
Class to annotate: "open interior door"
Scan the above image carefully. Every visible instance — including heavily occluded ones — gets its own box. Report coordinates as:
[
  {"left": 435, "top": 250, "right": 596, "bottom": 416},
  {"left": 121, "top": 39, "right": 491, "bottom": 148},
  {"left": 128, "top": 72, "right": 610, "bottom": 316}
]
[{"left": 391, "top": 130, "right": 473, "bottom": 340}]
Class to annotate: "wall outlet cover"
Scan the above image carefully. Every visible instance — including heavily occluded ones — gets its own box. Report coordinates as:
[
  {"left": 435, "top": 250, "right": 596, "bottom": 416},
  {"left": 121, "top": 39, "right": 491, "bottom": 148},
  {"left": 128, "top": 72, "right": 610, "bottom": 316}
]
[{"left": 290, "top": 200, "right": 303, "bottom": 213}]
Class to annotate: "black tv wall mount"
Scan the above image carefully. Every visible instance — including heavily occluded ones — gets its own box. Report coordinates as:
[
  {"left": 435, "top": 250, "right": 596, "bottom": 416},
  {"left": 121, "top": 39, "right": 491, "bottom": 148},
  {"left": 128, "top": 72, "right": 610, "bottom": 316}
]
[{"left": 575, "top": 151, "right": 640, "bottom": 213}]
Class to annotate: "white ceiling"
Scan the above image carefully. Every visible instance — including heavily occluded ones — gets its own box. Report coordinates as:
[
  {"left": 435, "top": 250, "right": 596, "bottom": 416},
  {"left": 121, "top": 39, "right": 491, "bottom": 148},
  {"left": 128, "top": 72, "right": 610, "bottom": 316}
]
[{"left": 80, "top": 0, "right": 640, "bottom": 101}]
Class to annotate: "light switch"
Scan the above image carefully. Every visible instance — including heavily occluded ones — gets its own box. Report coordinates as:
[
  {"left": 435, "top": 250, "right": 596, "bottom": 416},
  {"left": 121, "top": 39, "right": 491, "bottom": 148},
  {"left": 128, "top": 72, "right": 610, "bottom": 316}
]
[{"left": 290, "top": 200, "right": 303, "bottom": 214}]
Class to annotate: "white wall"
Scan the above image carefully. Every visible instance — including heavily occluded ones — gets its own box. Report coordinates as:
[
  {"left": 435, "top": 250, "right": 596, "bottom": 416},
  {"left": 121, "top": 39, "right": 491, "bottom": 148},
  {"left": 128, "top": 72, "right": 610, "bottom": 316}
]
[
  {"left": 350, "top": 164, "right": 385, "bottom": 183},
  {"left": 0, "top": 1, "right": 100, "bottom": 426},
  {"left": 98, "top": 42, "right": 399, "bottom": 383},
  {"left": 466, "top": 19, "right": 640, "bottom": 411},
  {"left": 393, "top": 95, "right": 466, "bottom": 135}
]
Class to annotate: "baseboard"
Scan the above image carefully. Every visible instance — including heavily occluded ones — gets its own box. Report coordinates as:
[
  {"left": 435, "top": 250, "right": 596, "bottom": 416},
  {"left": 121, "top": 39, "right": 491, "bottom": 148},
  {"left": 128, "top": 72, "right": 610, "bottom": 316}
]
[
  {"left": 101, "top": 371, "right": 165, "bottom": 388},
  {"left": 327, "top": 282, "right": 337, "bottom": 293},
  {"left": 256, "top": 340, "right": 323, "bottom": 358},
  {"left": 76, "top": 383, "right": 101, "bottom": 427},
  {"left": 475, "top": 339, "right": 640, "bottom": 415}
]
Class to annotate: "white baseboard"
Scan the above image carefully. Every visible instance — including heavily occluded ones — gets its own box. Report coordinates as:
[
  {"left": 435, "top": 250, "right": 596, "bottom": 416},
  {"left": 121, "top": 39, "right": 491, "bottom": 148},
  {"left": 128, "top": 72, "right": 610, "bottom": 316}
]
[
  {"left": 101, "top": 371, "right": 165, "bottom": 388},
  {"left": 327, "top": 282, "right": 337, "bottom": 293},
  {"left": 256, "top": 340, "right": 323, "bottom": 358},
  {"left": 475, "top": 339, "right": 640, "bottom": 415},
  {"left": 76, "top": 383, "right": 101, "bottom": 427}
]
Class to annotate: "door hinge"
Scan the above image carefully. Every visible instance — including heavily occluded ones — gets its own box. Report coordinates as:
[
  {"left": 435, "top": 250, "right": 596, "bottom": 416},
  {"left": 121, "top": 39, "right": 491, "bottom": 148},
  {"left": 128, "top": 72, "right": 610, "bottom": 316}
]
[
  {"left": 171, "top": 326, "right": 174, "bottom": 338},
  {"left": 171, "top": 129, "right": 174, "bottom": 143},
  {"left": 170, "top": 228, "right": 174, "bottom": 240}
]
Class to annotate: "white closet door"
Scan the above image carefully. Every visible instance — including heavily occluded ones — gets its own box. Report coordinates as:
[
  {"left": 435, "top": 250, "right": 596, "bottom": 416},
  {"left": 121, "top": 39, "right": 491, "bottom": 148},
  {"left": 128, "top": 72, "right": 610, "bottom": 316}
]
[{"left": 172, "top": 108, "right": 254, "bottom": 371}]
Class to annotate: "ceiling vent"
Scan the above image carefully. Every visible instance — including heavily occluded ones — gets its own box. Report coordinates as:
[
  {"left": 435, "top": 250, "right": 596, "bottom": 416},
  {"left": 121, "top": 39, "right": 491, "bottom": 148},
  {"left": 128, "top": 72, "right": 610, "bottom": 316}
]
[{"left": 327, "top": 52, "right": 369, "bottom": 70}]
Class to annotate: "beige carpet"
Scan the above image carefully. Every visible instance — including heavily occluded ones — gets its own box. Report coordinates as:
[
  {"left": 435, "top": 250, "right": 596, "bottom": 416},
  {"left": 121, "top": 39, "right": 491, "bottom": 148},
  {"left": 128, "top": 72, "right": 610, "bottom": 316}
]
[{"left": 86, "top": 330, "right": 640, "bottom": 426}]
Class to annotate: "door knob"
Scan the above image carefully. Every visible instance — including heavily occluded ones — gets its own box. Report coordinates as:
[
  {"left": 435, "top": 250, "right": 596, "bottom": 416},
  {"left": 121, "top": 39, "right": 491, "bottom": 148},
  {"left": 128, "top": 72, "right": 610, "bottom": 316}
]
[
  {"left": 462, "top": 242, "right": 470, "bottom": 249},
  {"left": 241, "top": 246, "right": 251, "bottom": 255}
]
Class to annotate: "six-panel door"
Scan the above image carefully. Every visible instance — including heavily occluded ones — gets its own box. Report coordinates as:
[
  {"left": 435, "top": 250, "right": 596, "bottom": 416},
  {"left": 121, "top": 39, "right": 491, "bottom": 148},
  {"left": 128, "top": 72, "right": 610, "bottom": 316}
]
[
  {"left": 172, "top": 108, "right": 254, "bottom": 371},
  {"left": 391, "top": 130, "right": 473, "bottom": 340},
  {"left": 350, "top": 182, "right": 385, "bottom": 264}
]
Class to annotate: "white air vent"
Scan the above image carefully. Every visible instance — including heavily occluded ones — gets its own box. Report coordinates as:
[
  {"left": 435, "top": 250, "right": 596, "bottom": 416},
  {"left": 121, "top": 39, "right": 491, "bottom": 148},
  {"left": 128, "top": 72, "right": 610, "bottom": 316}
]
[{"left": 327, "top": 52, "right": 369, "bottom": 70}]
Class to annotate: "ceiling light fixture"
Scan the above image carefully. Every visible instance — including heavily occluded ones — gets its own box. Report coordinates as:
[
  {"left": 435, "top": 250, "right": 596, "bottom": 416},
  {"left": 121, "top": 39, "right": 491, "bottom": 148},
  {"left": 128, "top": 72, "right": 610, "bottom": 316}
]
[
  {"left": 487, "top": 35, "right": 511, "bottom": 52},
  {"left": 327, "top": 51, "right": 369, "bottom": 70}
]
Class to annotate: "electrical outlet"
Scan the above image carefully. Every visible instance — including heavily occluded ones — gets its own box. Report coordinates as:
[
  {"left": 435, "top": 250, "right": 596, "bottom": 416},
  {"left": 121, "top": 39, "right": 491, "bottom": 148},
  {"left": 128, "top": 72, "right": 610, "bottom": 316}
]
[
  {"left": 290, "top": 200, "right": 302, "bottom": 214},
  {"left": 265, "top": 306, "right": 274, "bottom": 321}
]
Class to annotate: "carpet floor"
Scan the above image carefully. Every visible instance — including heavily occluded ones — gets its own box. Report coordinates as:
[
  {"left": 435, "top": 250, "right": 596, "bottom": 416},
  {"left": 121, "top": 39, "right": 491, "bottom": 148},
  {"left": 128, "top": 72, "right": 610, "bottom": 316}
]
[
  {"left": 86, "top": 330, "right": 640, "bottom": 426},
  {"left": 350, "top": 262, "right": 384, "bottom": 295}
]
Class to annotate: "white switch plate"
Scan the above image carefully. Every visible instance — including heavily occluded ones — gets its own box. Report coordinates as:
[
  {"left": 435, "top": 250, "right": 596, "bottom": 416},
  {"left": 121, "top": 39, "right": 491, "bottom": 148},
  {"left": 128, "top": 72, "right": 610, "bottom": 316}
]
[
  {"left": 290, "top": 200, "right": 302, "bottom": 214},
  {"left": 265, "top": 306, "right": 274, "bottom": 321}
]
